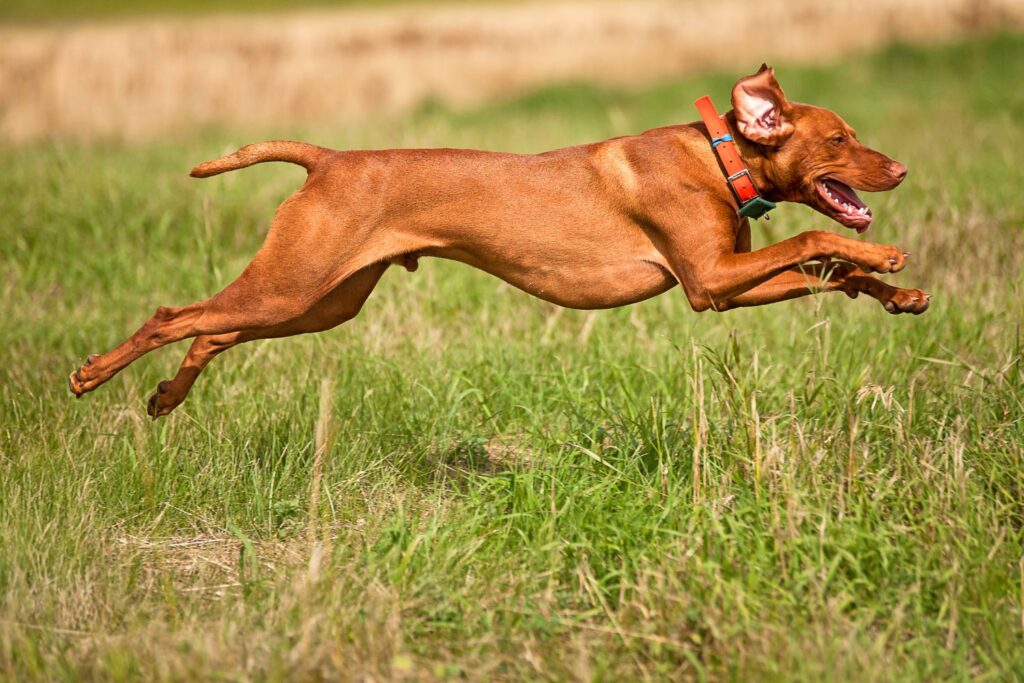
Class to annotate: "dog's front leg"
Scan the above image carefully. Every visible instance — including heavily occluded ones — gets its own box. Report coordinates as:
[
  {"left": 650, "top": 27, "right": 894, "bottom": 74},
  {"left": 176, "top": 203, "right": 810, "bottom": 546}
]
[
  {"left": 672, "top": 229, "right": 908, "bottom": 311},
  {"left": 711, "top": 264, "right": 930, "bottom": 314},
  {"left": 710, "top": 264, "right": 850, "bottom": 311}
]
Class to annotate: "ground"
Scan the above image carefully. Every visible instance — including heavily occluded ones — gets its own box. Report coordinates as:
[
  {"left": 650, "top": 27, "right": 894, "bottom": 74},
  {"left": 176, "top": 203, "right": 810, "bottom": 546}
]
[{"left": 1, "top": 35, "right": 1023, "bottom": 681}]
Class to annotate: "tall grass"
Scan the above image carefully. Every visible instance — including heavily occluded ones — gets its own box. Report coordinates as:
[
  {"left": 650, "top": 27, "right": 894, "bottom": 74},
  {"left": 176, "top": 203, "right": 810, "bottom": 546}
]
[{"left": 1, "top": 36, "right": 1023, "bottom": 680}]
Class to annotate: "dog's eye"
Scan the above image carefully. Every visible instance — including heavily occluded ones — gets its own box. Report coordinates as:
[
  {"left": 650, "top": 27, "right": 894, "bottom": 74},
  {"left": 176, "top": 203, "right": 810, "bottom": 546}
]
[{"left": 831, "top": 135, "right": 847, "bottom": 146}]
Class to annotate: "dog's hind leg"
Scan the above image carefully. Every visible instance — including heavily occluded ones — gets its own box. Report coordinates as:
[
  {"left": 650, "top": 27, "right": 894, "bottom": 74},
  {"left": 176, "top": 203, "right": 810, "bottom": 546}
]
[
  {"left": 68, "top": 192, "right": 394, "bottom": 399},
  {"left": 144, "top": 262, "right": 388, "bottom": 418}
]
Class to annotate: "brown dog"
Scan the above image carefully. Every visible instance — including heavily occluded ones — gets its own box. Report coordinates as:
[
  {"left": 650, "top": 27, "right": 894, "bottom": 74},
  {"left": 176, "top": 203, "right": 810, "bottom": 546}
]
[{"left": 69, "top": 65, "right": 929, "bottom": 418}]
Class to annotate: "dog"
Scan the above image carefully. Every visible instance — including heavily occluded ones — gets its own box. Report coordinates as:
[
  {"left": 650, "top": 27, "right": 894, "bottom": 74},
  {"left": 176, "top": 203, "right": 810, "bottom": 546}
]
[{"left": 68, "top": 65, "right": 929, "bottom": 418}]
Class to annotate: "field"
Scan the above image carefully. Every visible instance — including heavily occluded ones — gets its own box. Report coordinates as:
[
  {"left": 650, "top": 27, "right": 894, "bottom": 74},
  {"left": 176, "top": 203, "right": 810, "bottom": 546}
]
[
  {"left": 4, "top": 0, "right": 1020, "bottom": 143},
  {"left": 2, "top": 34, "right": 1024, "bottom": 681}
]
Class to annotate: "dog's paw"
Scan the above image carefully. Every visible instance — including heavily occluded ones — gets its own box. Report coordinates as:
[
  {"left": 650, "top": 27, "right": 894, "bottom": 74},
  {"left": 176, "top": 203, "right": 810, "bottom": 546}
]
[
  {"left": 857, "top": 245, "right": 908, "bottom": 274},
  {"left": 146, "top": 380, "right": 182, "bottom": 419},
  {"left": 882, "top": 288, "right": 931, "bottom": 315},
  {"left": 68, "top": 354, "right": 101, "bottom": 397}
]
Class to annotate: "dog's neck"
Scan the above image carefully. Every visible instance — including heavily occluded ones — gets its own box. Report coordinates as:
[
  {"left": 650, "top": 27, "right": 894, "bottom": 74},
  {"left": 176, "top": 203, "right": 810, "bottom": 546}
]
[{"left": 722, "top": 110, "right": 779, "bottom": 201}]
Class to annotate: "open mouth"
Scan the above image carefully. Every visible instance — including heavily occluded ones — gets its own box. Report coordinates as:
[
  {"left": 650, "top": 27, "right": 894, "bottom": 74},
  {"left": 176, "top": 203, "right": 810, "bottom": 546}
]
[{"left": 816, "top": 177, "right": 873, "bottom": 232}]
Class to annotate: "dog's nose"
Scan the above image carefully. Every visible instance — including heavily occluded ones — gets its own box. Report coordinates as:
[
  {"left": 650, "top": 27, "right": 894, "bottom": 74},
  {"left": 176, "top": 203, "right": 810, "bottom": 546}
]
[{"left": 887, "top": 161, "right": 908, "bottom": 182}]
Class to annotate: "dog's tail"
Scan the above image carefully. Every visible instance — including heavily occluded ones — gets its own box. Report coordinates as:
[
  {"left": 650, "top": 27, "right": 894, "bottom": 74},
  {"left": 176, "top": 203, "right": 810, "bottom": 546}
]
[{"left": 190, "top": 141, "right": 329, "bottom": 178}]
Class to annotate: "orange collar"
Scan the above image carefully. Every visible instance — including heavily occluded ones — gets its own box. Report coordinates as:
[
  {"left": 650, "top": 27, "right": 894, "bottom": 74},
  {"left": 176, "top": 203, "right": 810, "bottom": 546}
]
[{"left": 694, "top": 95, "right": 776, "bottom": 220}]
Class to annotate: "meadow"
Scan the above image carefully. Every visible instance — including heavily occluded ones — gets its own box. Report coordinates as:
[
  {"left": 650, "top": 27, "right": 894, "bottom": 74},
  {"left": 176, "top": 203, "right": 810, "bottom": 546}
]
[
  {"left": 4, "top": 0, "right": 1015, "bottom": 143},
  {"left": 1, "top": 35, "right": 1023, "bottom": 681}
]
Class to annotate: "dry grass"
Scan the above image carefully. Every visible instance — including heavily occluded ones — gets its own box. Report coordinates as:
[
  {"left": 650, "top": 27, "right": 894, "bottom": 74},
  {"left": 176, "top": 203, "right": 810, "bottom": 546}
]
[{"left": 1, "top": 0, "right": 1022, "bottom": 142}]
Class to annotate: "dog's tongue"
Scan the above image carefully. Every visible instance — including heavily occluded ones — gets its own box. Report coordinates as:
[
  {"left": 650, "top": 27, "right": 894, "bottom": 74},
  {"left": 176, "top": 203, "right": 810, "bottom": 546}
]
[{"left": 824, "top": 179, "right": 866, "bottom": 209}]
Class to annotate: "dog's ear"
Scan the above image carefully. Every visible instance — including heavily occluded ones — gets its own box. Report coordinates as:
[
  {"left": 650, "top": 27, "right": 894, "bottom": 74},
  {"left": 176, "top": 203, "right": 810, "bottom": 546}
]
[{"left": 731, "top": 66, "right": 794, "bottom": 146}]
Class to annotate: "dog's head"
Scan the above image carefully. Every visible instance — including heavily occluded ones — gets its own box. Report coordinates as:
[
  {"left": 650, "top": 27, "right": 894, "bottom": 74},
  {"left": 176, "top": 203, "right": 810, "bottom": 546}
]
[{"left": 731, "top": 65, "right": 907, "bottom": 233}]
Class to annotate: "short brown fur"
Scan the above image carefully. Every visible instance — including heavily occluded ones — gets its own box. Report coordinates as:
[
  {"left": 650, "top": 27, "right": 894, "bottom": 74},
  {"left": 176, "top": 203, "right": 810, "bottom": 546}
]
[{"left": 68, "top": 67, "right": 929, "bottom": 418}]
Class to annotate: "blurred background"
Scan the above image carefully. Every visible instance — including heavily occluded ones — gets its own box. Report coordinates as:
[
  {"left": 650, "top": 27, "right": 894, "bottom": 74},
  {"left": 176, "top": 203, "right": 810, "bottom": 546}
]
[{"left": 2, "top": 0, "right": 1021, "bottom": 143}]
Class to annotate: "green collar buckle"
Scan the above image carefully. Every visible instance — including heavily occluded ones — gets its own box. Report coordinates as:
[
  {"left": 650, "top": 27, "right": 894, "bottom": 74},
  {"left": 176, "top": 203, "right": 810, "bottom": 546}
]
[{"left": 737, "top": 195, "right": 777, "bottom": 220}]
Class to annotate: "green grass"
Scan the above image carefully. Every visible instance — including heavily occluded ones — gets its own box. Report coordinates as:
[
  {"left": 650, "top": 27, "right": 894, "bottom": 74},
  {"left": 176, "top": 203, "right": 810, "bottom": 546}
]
[{"left": 2, "top": 35, "right": 1024, "bottom": 681}]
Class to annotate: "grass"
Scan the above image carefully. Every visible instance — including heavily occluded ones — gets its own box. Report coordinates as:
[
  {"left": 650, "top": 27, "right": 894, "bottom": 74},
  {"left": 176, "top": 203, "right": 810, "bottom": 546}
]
[{"left": 2, "top": 35, "right": 1023, "bottom": 681}]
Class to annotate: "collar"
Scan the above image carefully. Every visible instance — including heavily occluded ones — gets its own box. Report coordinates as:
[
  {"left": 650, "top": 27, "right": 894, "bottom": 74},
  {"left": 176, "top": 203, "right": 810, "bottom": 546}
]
[{"left": 694, "top": 95, "right": 776, "bottom": 220}]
